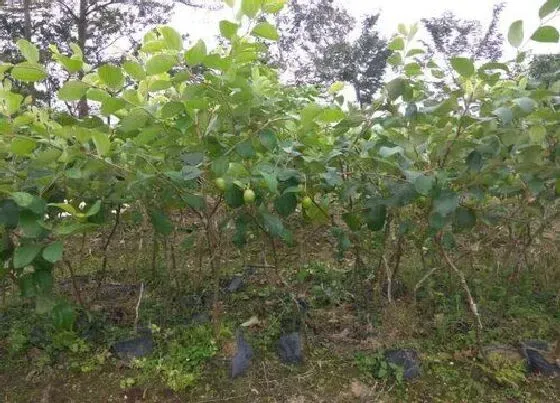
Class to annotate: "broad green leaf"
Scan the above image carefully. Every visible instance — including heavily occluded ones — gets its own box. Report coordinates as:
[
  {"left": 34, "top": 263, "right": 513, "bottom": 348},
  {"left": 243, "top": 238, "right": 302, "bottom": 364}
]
[
  {"left": 508, "top": 20, "right": 524, "bottom": 48},
  {"left": 492, "top": 107, "right": 513, "bottom": 125},
  {"left": 252, "top": 22, "right": 279, "bottom": 41},
  {"left": 148, "top": 80, "right": 173, "bottom": 92},
  {"left": 98, "top": 64, "right": 124, "bottom": 90},
  {"left": 150, "top": 210, "right": 174, "bottom": 235},
  {"left": 514, "top": 97, "right": 537, "bottom": 112},
  {"left": 386, "top": 78, "right": 406, "bottom": 100},
  {"left": 91, "top": 132, "right": 111, "bottom": 156},
  {"left": 120, "top": 108, "right": 150, "bottom": 132},
  {"left": 159, "top": 26, "right": 183, "bottom": 50},
  {"left": 259, "top": 130, "right": 277, "bottom": 150},
  {"left": 16, "top": 39, "right": 40, "bottom": 63},
  {"left": 539, "top": 0, "right": 560, "bottom": 19},
  {"left": 161, "top": 101, "right": 185, "bottom": 118},
  {"left": 185, "top": 40, "right": 207, "bottom": 65},
  {"left": 0, "top": 199, "right": 19, "bottom": 229},
  {"left": 366, "top": 203, "right": 387, "bottom": 231},
  {"left": 433, "top": 191, "right": 458, "bottom": 216},
  {"left": 1, "top": 91, "right": 23, "bottom": 116},
  {"left": 146, "top": 54, "right": 177, "bottom": 75},
  {"left": 414, "top": 175, "right": 434, "bottom": 195},
  {"left": 58, "top": 80, "right": 90, "bottom": 101},
  {"left": 530, "top": 26, "right": 559, "bottom": 43},
  {"left": 388, "top": 37, "right": 405, "bottom": 51},
  {"left": 42, "top": 241, "right": 63, "bottom": 263},
  {"left": 529, "top": 125, "right": 547, "bottom": 144},
  {"left": 11, "top": 137, "right": 37, "bottom": 156},
  {"left": 262, "top": 0, "right": 286, "bottom": 13},
  {"left": 14, "top": 244, "right": 41, "bottom": 269},
  {"left": 11, "top": 62, "right": 47, "bottom": 82},
  {"left": 342, "top": 212, "right": 362, "bottom": 231},
  {"left": 12, "top": 192, "right": 35, "bottom": 208},
  {"left": 86, "top": 88, "right": 110, "bottom": 102},
  {"left": 241, "top": 0, "right": 260, "bottom": 17},
  {"left": 100, "top": 97, "right": 126, "bottom": 115},
  {"left": 275, "top": 193, "right": 296, "bottom": 217},
  {"left": 52, "top": 302, "right": 75, "bottom": 331},
  {"left": 260, "top": 211, "right": 285, "bottom": 238},
  {"left": 220, "top": 20, "right": 239, "bottom": 39},
  {"left": 123, "top": 61, "right": 146, "bottom": 81},
  {"left": 450, "top": 57, "right": 475, "bottom": 78}
]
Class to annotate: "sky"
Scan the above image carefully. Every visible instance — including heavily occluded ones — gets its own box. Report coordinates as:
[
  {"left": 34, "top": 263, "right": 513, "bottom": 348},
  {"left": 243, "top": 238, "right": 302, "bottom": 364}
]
[{"left": 170, "top": 0, "right": 560, "bottom": 58}]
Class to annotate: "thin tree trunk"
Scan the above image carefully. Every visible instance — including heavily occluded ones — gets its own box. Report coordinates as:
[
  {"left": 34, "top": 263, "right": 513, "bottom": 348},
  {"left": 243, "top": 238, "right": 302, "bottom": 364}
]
[
  {"left": 77, "top": 0, "right": 89, "bottom": 117},
  {"left": 23, "top": 0, "right": 32, "bottom": 41}
]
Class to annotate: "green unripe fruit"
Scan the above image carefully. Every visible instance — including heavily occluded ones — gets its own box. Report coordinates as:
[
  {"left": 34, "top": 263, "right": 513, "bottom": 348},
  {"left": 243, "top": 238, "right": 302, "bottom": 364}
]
[
  {"left": 302, "top": 196, "right": 313, "bottom": 209},
  {"left": 244, "top": 189, "right": 256, "bottom": 204},
  {"left": 215, "top": 177, "right": 225, "bottom": 191}
]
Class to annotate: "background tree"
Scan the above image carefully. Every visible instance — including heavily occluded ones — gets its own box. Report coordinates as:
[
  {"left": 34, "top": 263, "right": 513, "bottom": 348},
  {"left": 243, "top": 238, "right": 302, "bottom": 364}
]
[
  {"left": 529, "top": 54, "right": 560, "bottom": 88},
  {"left": 275, "top": 0, "right": 388, "bottom": 106},
  {"left": 0, "top": 0, "right": 219, "bottom": 112},
  {"left": 421, "top": 3, "right": 505, "bottom": 62}
]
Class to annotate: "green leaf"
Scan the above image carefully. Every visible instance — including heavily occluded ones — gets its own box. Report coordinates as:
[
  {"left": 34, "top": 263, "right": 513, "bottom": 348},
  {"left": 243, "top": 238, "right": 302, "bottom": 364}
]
[
  {"left": 14, "top": 244, "right": 41, "bottom": 269},
  {"left": 16, "top": 39, "right": 40, "bottom": 63},
  {"left": 224, "top": 184, "right": 244, "bottom": 208},
  {"left": 539, "top": 0, "right": 560, "bottom": 19},
  {"left": 508, "top": 20, "right": 524, "bottom": 48},
  {"left": 148, "top": 80, "right": 173, "bottom": 92},
  {"left": 492, "top": 107, "right": 513, "bottom": 125},
  {"left": 433, "top": 191, "right": 459, "bottom": 216},
  {"left": 100, "top": 97, "right": 126, "bottom": 115},
  {"left": 366, "top": 203, "right": 387, "bottom": 231},
  {"left": 12, "top": 192, "right": 35, "bottom": 208},
  {"left": 185, "top": 40, "right": 207, "bottom": 65},
  {"left": 530, "top": 26, "right": 559, "bottom": 43},
  {"left": 514, "top": 97, "right": 537, "bottom": 112},
  {"left": 259, "top": 130, "right": 277, "bottom": 150},
  {"left": 98, "top": 64, "right": 124, "bottom": 90},
  {"left": 123, "top": 61, "right": 146, "bottom": 81},
  {"left": 261, "top": 212, "right": 286, "bottom": 239},
  {"left": 42, "top": 241, "right": 63, "bottom": 263},
  {"left": 220, "top": 20, "right": 239, "bottom": 39},
  {"left": 386, "top": 78, "right": 406, "bottom": 100},
  {"left": 91, "top": 132, "right": 111, "bottom": 156},
  {"left": 450, "top": 57, "right": 475, "bottom": 78},
  {"left": 146, "top": 54, "right": 177, "bottom": 76},
  {"left": 11, "top": 62, "right": 47, "bottom": 82},
  {"left": 414, "top": 174, "right": 434, "bottom": 195},
  {"left": 275, "top": 193, "right": 297, "bottom": 217},
  {"left": 262, "top": 0, "right": 286, "bottom": 13},
  {"left": 161, "top": 101, "right": 185, "bottom": 118},
  {"left": 11, "top": 137, "right": 37, "bottom": 156},
  {"left": 388, "top": 37, "right": 405, "bottom": 51},
  {"left": 52, "top": 302, "right": 75, "bottom": 331},
  {"left": 150, "top": 210, "right": 174, "bottom": 235},
  {"left": 241, "top": 0, "right": 260, "bottom": 17},
  {"left": 86, "top": 88, "right": 110, "bottom": 102},
  {"left": 252, "top": 22, "right": 279, "bottom": 41},
  {"left": 120, "top": 108, "right": 150, "bottom": 132},
  {"left": 1, "top": 91, "right": 23, "bottom": 116},
  {"left": 529, "top": 125, "right": 547, "bottom": 144},
  {"left": 159, "top": 26, "right": 183, "bottom": 50},
  {"left": 0, "top": 200, "right": 19, "bottom": 229},
  {"left": 58, "top": 80, "right": 90, "bottom": 101}
]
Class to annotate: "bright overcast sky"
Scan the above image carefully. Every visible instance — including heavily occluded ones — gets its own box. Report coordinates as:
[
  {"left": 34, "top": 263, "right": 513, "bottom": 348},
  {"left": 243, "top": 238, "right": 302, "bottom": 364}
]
[{"left": 170, "top": 0, "right": 560, "bottom": 57}]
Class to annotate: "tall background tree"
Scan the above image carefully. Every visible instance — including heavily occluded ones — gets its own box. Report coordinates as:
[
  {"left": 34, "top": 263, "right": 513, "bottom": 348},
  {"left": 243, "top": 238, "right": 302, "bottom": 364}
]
[
  {"left": 529, "top": 54, "right": 560, "bottom": 88},
  {"left": 0, "top": 0, "right": 219, "bottom": 112},
  {"left": 275, "top": 0, "right": 389, "bottom": 107},
  {"left": 421, "top": 3, "right": 505, "bottom": 62}
]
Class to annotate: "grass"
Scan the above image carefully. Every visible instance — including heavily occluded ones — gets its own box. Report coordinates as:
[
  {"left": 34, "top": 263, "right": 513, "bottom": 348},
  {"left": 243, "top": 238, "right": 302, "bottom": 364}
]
[{"left": 1, "top": 225, "right": 560, "bottom": 402}]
